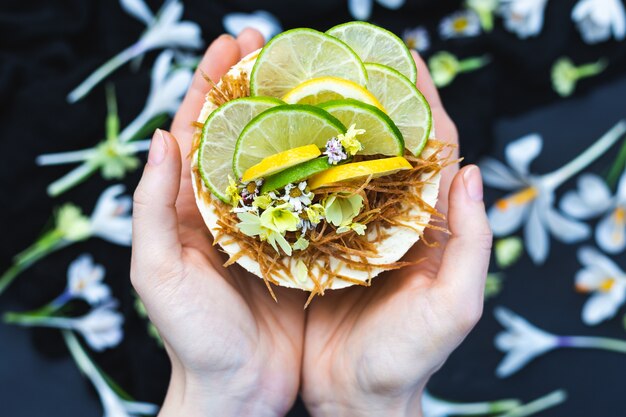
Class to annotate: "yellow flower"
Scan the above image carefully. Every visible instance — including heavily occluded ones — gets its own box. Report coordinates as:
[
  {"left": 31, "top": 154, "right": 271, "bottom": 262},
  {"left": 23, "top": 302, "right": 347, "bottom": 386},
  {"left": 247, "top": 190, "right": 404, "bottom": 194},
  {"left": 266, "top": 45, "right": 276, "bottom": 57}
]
[
  {"left": 338, "top": 124, "right": 365, "bottom": 157},
  {"left": 336, "top": 222, "right": 367, "bottom": 235},
  {"left": 323, "top": 194, "right": 363, "bottom": 227},
  {"left": 261, "top": 203, "right": 300, "bottom": 234},
  {"left": 225, "top": 176, "right": 241, "bottom": 206},
  {"left": 236, "top": 210, "right": 295, "bottom": 255},
  {"left": 252, "top": 194, "right": 273, "bottom": 210},
  {"left": 292, "top": 236, "right": 309, "bottom": 251},
  {"left": 305, "top": 203, "right": 325, "bottom": 225}
]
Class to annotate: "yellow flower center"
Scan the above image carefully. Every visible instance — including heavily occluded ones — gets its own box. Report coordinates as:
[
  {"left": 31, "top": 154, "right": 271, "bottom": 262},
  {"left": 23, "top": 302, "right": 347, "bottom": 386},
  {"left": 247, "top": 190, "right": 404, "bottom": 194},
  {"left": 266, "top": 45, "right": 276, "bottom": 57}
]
[
  {"left": 615, "top": 207, "right": 625, "bottom": 224},
  {"left": 495, "top": 186, "right": 538, "bottom": 211},
  {"left": 453, "top": 17, "right": 469, "bottom": 32},
  {"left": 599, "top": 278, "right": 615, "bottom": 292},
  {"left": 290, "top": 187, "right": 303, "bottom": 198},
  {"left": 405, "top": 38, "right": 416, "bottom": 49}
]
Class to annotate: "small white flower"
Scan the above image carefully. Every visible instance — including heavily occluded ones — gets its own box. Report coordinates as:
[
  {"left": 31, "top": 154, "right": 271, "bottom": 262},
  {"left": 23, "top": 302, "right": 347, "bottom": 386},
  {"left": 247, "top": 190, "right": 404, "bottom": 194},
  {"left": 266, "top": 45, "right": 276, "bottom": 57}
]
[
  {"left": 282, "top": 182, "right": 313, "bottom": 213},
  {"left": 439, "top": 10, "right": 482, "bottom": 39},
  {"left": 89, "top": 185, "right": 133, "bottom": 246},
  {"left": 72, "top": 304, "right": 125, "bottom": 351},
  {"left": 466, "top": 0, "right": 499, "bottom": 31},
  {"left": 64, "top": 331, "right": 159, "bottom": 417},
  {"left": 348, "top": 0, "right": 406, "bottom": 21},
  {"left": 223, "top": 10, "right": 282, "bottom": 41},
  {"left": 66, "top": 254, "right": 111, "bottom": 305},
  {"left": 572, "top": 0, "right": 626, "bottom": 44},
  {"left": 575, "top": 246, "right": 626, "bottom": 325},
  {"left": 498, "top": 0, "right": 549, "bottom": 39},
  {"left": 494, "top": 307, "right": 560, "bottom": 378},
  {"left": 402, "top": 26, "right": 430, "bottom": 52},
  {"left": 560, "top": 171, "right": 626, "bottom": 253}
]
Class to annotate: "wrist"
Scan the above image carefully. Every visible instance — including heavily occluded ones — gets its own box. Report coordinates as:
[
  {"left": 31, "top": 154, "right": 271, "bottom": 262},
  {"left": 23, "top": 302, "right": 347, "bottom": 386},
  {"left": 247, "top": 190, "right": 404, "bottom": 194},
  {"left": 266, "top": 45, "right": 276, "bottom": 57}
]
[{"left": 305, "top": 389, "right": 424, "bottom": 417}]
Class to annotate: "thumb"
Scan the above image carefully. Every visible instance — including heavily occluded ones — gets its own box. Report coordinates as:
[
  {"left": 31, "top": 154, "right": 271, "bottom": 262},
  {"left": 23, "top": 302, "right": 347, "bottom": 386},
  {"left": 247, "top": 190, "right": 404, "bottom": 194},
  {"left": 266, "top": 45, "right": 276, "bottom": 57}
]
[
  {"left": 132, "top": 129, "right": 183, "bottom": 279},
  {"left": 434, "top": 165, "right": 492, "bottom": 324}
]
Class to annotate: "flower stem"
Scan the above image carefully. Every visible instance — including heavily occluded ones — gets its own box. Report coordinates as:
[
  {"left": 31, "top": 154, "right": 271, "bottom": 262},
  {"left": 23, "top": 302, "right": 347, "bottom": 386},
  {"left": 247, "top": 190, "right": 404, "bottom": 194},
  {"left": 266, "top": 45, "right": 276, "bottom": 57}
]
[
  {"left": 3, "top": 311, "right": 71, "bottom": 328},
  {"left": 0, "top": 230, "right": 66, "bottom": 297},
  {"left": 496, "top": 390, "right": 567, "bottom": 417},
  {"left": 445, "top": 399, "right": 520, "bottom": 415},
  {"left": 36, "top": 148, "right": 98, "bottom": 166},
  {"left": 567, "top": 335, "right": 626, "bottom": 353},
  {"left": 67, "top": 44, "right": 142, "bottom": 103},
  {"left": 606, "top": 138, "right": 626, "bottom": 188},
  {"left": 458, "top": 55, "right": 491, "bottom": 73},
  {"left": 48, "top": 162, "right": 100, "bottom": 197},
  {"left": 576, "top": 60, "right": 607, "bottom": 79},
  {"left": 541, "top": 120, "right": 626, "bottom": 190}
]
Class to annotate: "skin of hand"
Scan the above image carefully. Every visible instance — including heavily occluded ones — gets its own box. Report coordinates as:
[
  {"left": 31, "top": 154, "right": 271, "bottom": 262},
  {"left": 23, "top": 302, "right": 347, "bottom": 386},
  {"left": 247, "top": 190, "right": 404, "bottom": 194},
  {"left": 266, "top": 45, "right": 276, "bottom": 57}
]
[
  {"left": 300, "top": 52, "right": 493, "bottom": 417},
  {"left": 130, "top": 30, "right": 307, "bottom": 417}
]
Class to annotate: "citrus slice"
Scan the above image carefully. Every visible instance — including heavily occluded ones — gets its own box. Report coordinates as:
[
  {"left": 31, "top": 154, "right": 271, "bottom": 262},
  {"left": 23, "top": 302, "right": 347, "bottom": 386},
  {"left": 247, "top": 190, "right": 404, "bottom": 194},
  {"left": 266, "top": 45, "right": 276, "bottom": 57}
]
[
  {"left": 250, "top": 28, "right": 368, "bottom": 98},
  {"left": 198, "top": 96, "right": 283, "bottom": 203},
  {"left": 242, "top": 144, "right": 321, "bottom": 182},
  {"left": 319, "top": 99, "right": 404, "bottom": 156},
  {"left": 365, "top": 63, "right": 431, "bottom": 156},
  {"left": 233, "top": 104, "right": 346, "bottom": 177},
  {"left": 261, "top": 157, "right": 332, "bottom": 193},
  {"left": 327, "top": 21, "right": 417, "bottom": 84},
  {"left": 308, "top": 156, "right": 412, "bottom": 190},
  {"left": 283, "top": 77, "right": 384, "bottom": 110}
]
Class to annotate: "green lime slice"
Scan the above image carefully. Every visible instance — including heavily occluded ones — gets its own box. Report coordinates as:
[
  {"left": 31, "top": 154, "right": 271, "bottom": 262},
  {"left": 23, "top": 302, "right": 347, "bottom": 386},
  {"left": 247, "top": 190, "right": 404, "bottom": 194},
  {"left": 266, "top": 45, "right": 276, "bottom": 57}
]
[
  {"left": 261, "top": 157, "right": 332, "bottom": 193},
  {"left": 327, "top": 21, "right": 417, "bottom": 84},
  {"left": 198, "top": 96, "right": 283, "bottom": 203},
  {"left": 233, "top": 104, "right": 346, "bottom": 178},
  {"left": 318, "top": 99, "right": 404, "bottom": 156},
  {"left": 250, "top": 28, "right": 368, "bottom": 98},
  {"left": 364, "top": 63, "right": 432, "bottom": 156}
]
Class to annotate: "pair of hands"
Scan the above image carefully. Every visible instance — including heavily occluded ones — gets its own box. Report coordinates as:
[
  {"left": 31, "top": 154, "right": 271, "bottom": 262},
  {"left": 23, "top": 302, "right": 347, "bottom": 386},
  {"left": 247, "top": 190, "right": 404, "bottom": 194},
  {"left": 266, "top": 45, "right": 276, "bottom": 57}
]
[{"left": 131, "top": 29, "right": 492, "bottom": 417}]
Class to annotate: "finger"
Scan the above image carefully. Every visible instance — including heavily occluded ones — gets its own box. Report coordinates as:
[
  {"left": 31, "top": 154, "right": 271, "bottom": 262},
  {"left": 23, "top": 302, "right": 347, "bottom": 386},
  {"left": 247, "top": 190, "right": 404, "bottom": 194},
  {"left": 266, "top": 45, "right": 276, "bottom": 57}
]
[
  {"left": 433, "top": 165, "right": 492, "bottom": 319},
  {"left": 132, "top": 129, "right": 183, "bottom": 276},
  {"left": 236, "top": 28, "right": 265, "bottom": 56}
]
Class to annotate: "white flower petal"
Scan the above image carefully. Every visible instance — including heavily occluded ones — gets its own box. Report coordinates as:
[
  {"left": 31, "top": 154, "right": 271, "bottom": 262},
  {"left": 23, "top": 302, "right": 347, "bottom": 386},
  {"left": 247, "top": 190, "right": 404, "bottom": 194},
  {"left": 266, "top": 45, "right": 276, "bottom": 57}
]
[
  {"left": 559, "top": 190, "right": 606, "bottom": 219},
  {"left": 480, "top": 158, "right": 527, "bottom": 190},
  {"left": 349, "top": 0, "right": 373, "bottom": 20},
  {"left": 488, "top": 200, "right": 529, "bottom": 236},
  {"left": 617, "top": 171, "right": 626, "bottom": 202},
  {"left": 119, "top": 0, "right": 154, "bottom": 25},
  {"left": 223, "top": 10, "right": 282, "bottom": 41},
  {"left": 122, "top": 399, "right": 160, "bottom": 414},
  {"left": 545, "top": 207, "right": 590, "bottom": 243},
  {"left": 377, "top": 0, "right": 405, "bottom": 9},
  {"left": 575, "top": 267, "right": 606, "bottom": 290},
  {"left": 90, "top": 185, "right": 133, "bottom": 246},
  {"left": 75, "top": 306, "right": 124, "bottom": 351},
  {"left": 577, "top": 245, "right": 625, "bottom": 276},
  {"left": 577, "top": 173, "right": 613, "bottom": 210},
  {"left": 596, "top": 209, "right": 626, "bottom": 254},
  {"left": 582, "top": 286, "right": 626, "bottom": 325},
  {"left": 157, "top": 0, "right": 184, "bottom": 28},
  {"left": 151, "top": 50, "right": 174, "bottom": 89},
  {"left": 505, "top": 133, "right": 542, "bottom": 176},
  {"left": 524, "top": 201, "right": 549, "bottom": 264},
  {"left": 496, "top": 346, "right": 537, "bottom": 378}
]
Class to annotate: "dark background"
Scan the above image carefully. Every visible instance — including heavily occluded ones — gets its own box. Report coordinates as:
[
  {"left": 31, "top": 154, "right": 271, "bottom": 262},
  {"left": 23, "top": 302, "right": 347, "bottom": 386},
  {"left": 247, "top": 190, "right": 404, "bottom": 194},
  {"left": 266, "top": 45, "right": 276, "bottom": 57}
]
[{"left": 1, "top": 0, "right": 626, "bottom": 416}]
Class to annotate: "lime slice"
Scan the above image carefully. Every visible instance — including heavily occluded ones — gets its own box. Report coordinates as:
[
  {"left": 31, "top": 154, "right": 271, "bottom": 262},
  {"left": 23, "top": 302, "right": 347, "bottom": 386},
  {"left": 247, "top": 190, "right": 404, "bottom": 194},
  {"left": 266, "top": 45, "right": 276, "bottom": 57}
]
[
  {"left": 283, "top": 76, "right": 384, "bottom": 110},
  {"left": 198, "top": 97, "right": 283, "bottom": 203},
  {"left": 261, "top": 157, "right": 332, "bottom": 193},
  {"left": 327, "top": 21, "right": 417, "bottom": 84},
  {"left": 308, "top": 156, "right": 412, "bottom": 190},
  {"left": 250, "top": 28, "right": 368, "bottom": 98},
  {"left": 233, "top": 104, "right": 346, "bottom": 177},
  {"left": 319, "top": 99, "right": 404, "bottom": 156},
  {"left": 242, "top": 144, "right": 321, "bottom": 182},
  {"left": 365, "top": 63, "right": 431, "bottom": 156}
]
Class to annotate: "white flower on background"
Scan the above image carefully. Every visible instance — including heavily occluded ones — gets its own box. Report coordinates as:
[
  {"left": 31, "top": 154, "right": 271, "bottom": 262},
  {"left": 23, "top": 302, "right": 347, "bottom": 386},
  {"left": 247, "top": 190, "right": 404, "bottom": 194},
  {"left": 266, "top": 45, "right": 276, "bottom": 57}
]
[
  {"left": 439, "top": 10, "right": 482, "bottom": 39},
  {"left": 223, "top": 10, "right": 282, "bottom": 41},
  {"left": 572, "top": 0, "right": 626, "bottom": 44},
  {"left": 466, "top": 0, "right": 499, "bottom": 31},
  {"left": 67, "top": 0, "right": 202, "bottom": 103},
  {"left": 281, "top": 182, "right": 313, "bottom": 213},
  {"left": 481, "top": 122, "right": 626, "bottom": 264},
  {"left": 551, "top": 57, "right": 607, "bottom": 97},
  {"left": 348, "top": 0, "right": 405, "bottom": 21},
  {"left": 428, "top": 51, "right": 490, "bottom": 87},
  {"left": 90, "top": 185, "right": 133, "bottom": 246},
  {"left": 66, "top": 254, "right": 111, "bottom": 305},
  {"left": 574, "top": 246, "right": 626, "bottom": 325},
  {"left": 64, "top": 331, "right": 159, "bottom": 417},
  {"left": 494, "top": 306, "right": 626, "bottom": 377},
  {"left": 498, "top": 0, "right": 549, "bottom": 39},
  {"left": 402, "top": 26, "right": 430, "bottom": 52},
  {"left": 560, "top": 172, "right": 626, "bottom": 253}
]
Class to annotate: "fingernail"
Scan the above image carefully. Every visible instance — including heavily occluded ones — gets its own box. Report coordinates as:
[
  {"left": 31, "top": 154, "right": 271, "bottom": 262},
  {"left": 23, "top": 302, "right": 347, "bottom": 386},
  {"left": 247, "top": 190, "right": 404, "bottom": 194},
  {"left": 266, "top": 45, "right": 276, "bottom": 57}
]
[
  {"left": 463, "top": 166, "right": 483, "bottom": 202},
  {"left": 148, "top": 129, "right": 167, "bottom": 166}
]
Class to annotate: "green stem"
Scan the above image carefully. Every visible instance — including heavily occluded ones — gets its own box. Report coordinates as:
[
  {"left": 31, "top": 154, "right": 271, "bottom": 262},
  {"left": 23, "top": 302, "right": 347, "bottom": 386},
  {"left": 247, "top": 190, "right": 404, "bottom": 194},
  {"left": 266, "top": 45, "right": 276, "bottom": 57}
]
[
  {"left": 458, "top": 55, "right": 491, "bottom": 73},
  {"left": 606, "top": 138, "right": 626, "bottom": 188},
  {"left": 0, "top": 230, "right": 66, "bottom": 296},
  {"left": 568, "top": 336, "right": 626, "bottom": 353},
  {"left": 105, "top": 84, "right": 120, "bottom": 142},
  {"left": 476, "top": 9, "right": 494, "bottom": 32},
  {"left": 3, "top": 311, "right": 71, "bottom": 327},
  {"left": 48, "top": 162, "right": 100, "bottom": 197},
  {"left": 496, "top": 390, "right": 567, "bottom": 417},
  {"left": 576, "top": 60, "right": 607, "bottom": 79}
]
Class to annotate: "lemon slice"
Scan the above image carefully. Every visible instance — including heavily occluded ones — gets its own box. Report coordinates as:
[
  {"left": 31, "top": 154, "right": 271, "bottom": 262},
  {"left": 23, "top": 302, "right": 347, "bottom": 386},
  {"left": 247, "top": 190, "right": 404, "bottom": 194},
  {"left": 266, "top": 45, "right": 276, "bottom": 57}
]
[
  {"left": 319, "top": 99, "right": 404, "bottom": 156},
  {"left": 283, "top": 76, "right": 385, "bottom": 110},
  {"left": 327, "top": 21, "right": 417, "bottom": 84},
  {"left": 242, "top": 144, "right": 321, "bottom": 182},
  {"left": 365, "top": 63, "right": 431, "bottom": 156},
  {"left": 308, "top": 156, "right": 412, "bottom": 189},
  {"left": 233, "top": 104, "right": 346, "bottom": 178},
  {"left": 250, "top": 28, "right": 368, "bottom": 98},
  {"left": 198, "top": 97, "right": 283, "bottom": 203}
]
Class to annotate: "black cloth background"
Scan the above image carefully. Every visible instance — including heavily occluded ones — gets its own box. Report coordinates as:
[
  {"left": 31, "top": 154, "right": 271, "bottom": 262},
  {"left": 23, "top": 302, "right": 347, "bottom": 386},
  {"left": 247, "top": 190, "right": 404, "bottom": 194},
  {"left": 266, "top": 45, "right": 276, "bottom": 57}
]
[{"left": 1, "top": 0, "right": 626, "bottom": 416}]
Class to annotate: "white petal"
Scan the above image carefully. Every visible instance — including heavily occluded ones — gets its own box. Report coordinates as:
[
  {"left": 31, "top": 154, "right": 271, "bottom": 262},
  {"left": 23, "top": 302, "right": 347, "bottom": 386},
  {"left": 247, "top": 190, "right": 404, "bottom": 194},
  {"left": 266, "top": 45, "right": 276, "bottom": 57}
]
[
  {"left": 559, "top": 190, "right": 604, "bottom": 219},
  {"left": 122, "top": 399, "right": 160, "bottom": 414},
  {"left": 94, "top": 218, "right": 133, "bottom": 246},
  {"left": 572, "top": 0, "right": 595, "bottom": 22},
  {"left": 545, "top": 207, "right": 590, "bottom": 243},
  {"left": 496, "top": 348, "right": 537, "bottom": 378},
  {"left": 610, "top": 0, "right": 626, "bottom": 39},
  {"left": 575, "top": 267, "right": 606, "bottom": 290},
  {"left": 83, "top": 283, "right": 112, "bottom": 305},
  {"left": 525, "top": 201, "right": 550, "bottom": 264},
  {"left": 577, "top": 173, "right": 613, "bottom": 210},
  {"left": 480, "top": 158, "right": 526, "bottom": 190},
  {"left": 377, "top": 0, "right": 405, "bottom": 10},
  {"left": 578, "top": 245, "right": 625, "bottom": 276},
  {"left": 617, "top": 171, "right": 626, "bottom": 202},
  {"left": 119, "top": 0, "right": 154, "bottom": 25},
  {"left": 505, "top": 133, "right": 542, "bottom": 177},
  {"left": 151, "top": 50, "right": 174, "bottom": 90},
  {"left": 488, "top": 199, "right": 529, "bottom": 236},
  {"left": 223, "top": 11, "right": 282, "bottom": 41},
  {"left": 142, "top": 21, "right": 203, "bottom": 50},
  {"left": 582, "top": 288, "right": 626, "bottom": 325},
  {"left": 157, "top": 0, "right": 184, "bottom": 28},
  {"left": 596, "top": 209, "right": 626, "bottom": 254},
  {"left": 349, "top": 0, "right": 373, "bottom": 20}
]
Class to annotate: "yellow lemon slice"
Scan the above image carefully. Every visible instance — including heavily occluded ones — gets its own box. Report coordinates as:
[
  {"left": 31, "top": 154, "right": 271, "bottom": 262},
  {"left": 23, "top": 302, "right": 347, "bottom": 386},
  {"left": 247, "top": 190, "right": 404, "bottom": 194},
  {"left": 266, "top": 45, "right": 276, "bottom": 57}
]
[
  {"left": 242, "top": 144, "right": 321, "bottom": 182},
  {"left": 283, "top": 76, "right": 385, "bottom": 111},
  {"left": 308, "top": 156, "right": 412, "bottom": 189}
]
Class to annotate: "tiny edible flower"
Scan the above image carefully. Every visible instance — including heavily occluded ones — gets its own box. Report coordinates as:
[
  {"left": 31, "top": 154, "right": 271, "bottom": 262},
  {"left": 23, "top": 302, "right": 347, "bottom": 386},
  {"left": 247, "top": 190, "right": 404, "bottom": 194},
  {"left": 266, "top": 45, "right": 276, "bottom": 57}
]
[
  {"left": 403, "top": 26, "right": 430, "bottom": 52},
  {"left": 466, "top": 0, "right": 499, "bottom": 31},
  {"left": 338, "top": 124, "right": 365, "bottom": 157},
  {"left": 252, "top": 194, "right": 273, "bottom": 210},
  {"left": 241, "top": 179, "right": 263, "bottom": 206},
  {"left": 306, "top": 203, "right": 326, "bottom": 225},
  {"left": 348, "top": 0, "right": 406, "bottom": 21},
  {"left": 292, "top": 236, "right": 310, "bottom": 251},
  {"left": 63, "top": 331, "right": 159, "bottom": 417},
  {"left": 64, "top": 254, "right": 111, "bottom": 306},
  {"left": 498, "top": 0, "right": 549, "bottom": 39},
  {"left": 337, "top": 222, "right": 367, "bottom": 235},
  {"left": 261, "top": 203, "right": 300, "bottom": 234},
  {"left": 494, "top": 306, "right": 626, "bottom": 377},
  {"left": 551, "top": 57, "right": 607, "bottom": 97},
  {"left": 323, "top": 194, "right": 364, "bottom": 228},
  {"left": 226, "top": 175, "right": 242, "bottom": 206},
  {"left": 428, "top": 51, "right": 490, "bottom": 88},
  {"left": 282, "top": 182, "right": 314, "bottom": 212},
  {"left": 223, "top": 10, "right": 282, "bottom": 42},
  {"left": 294, "top": 260, "right": 309, "bottom": 283},
  {"left": 495, "top": 237, "right": 524, "bottom": 268},
  {"left": 236, "top": 204, "right": 299, "bottom": 255},
  {"left": 572, "top": 0, "right": 626, "bottom": 44},
  {"left": 439, "top": 10, "right": 482, "bottom": 39},
  {"left": 324, "top": 137, "right": 348, "bottom": 165}
]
